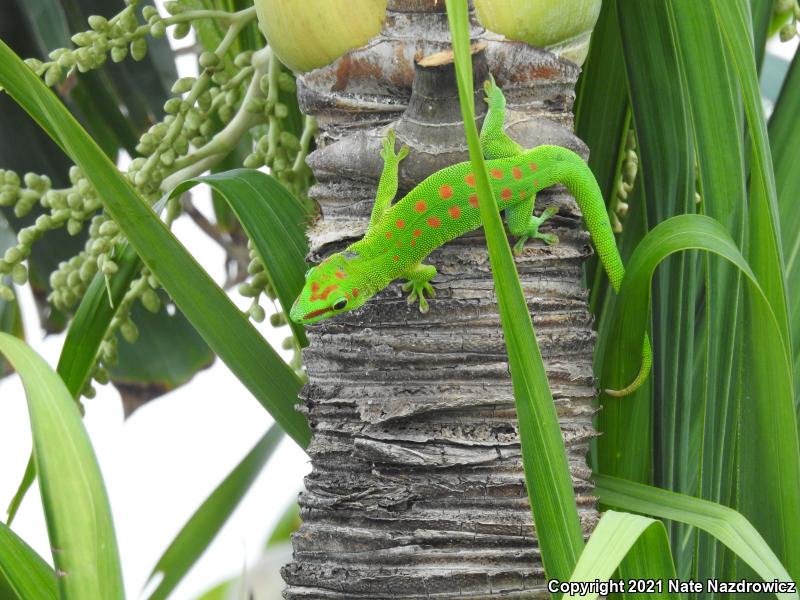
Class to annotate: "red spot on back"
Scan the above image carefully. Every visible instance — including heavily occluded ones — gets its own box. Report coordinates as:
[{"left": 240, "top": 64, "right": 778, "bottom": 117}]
[
  {"left": 512, "top": 166, "right": 522, "bottom": 180},
  {"left": 414, "top": 200, "right": 427, "bottom": 213},
  {"left": 449, "top": 205, "right": 461, "bottom": 219},
  {"left": 439, "top": 184, "right": 453, "bottom": 200},
  {"left": 427, "top": 216, "right": 441, "bottom": 228},
  {"left": 501, "top": 188, "right": 513, "bottom": 201},
  {"left": 469, "top": 194, "right": 479, "bottom": 208},
  {"left": 386, "top": 231, "right": 392, "bottom": 239},
  {"left": 534, "top": 179, "right": 540, "bottom": 188},
  {"left": 519, "top": 190, "right": 526, "bottom": 199},
  {"left": 396, "top": 219, "right": 405, "bottom": 228},
  {"left": 530, "top": 162, "right": 538, "bottom": 171},
  {"left": 465, "top": 173, "right": 475, "bottom": 187},
  {"left": 411, "top": 240, "right": 416, "bottom": 246},
  {"left": 413, "top": 229, "right": 421, "bottom": 237},
  {"left": 334, "top": 271, "right": 346, "bottom": 279},
  {"left": 353, "top": 288, "right": 359, "bottom": 297},
  {"left": 311, "top": 282, "right": 320, "bottom": 293},
  {"left": 491, "top": 168, "right": 504, "bottom": 179},
  {"left": 396, "top": 240, "right": 402, "bottom": 247},
  {"left": 393, "top": 255, "right": 399, "bottom": 261}
]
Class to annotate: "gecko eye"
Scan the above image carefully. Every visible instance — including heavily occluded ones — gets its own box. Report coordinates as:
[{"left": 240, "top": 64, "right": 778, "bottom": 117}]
[{"left": 332, "top": 298, "right": 348, "bottom": 311}]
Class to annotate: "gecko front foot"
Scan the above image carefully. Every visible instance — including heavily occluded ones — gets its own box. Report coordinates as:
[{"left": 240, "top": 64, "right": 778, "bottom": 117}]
[
  {"left": 512, "top": 207, "right": 559, "bottom": 255},
  {"left": 402, "top": 280, "right": 436, "bottom": 313},
  {"left": 381, "top": 128, "right": 409, "bottom": 165}
]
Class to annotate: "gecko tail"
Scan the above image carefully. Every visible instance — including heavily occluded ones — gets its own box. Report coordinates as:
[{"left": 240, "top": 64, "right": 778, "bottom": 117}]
[{"left": 603, "top": 334, "right": 653, "bottom": 397}]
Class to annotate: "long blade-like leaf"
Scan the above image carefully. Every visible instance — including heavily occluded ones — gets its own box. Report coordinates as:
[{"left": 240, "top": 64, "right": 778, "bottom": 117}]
[
  {"left": 595, "top": 474, "right": 799, "bottom": 600},
  {"left": 168, "top": 170, "right": 310, "bottom": 347},
  {"left": 769, "top": 47, "right": 800, "bottom": 399},
  {"left": 445, "top": 0, "right": 584, "bottom": 582},
  {"left": 144, "top": 425, "right": 284, "bottom": 600},
  {"left": 0, "top": 39, "right": 311, "bottom": 449},
  {"left": 0, "top": 521, "right": 57, "bottom": 600},
  {"left": 565, "top": 511, "right": 678, "bottom": 600},
  {"left": 603, "top": 213, "right": 800, "bottom": 582},
  {"left": 0, "top": 333, "right": 124, "bottom": 599}
]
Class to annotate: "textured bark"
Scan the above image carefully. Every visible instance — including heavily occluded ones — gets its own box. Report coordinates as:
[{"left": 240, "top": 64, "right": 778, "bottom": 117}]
[{"left": 283, "top": 3, "right": 599, "bottom": 598}]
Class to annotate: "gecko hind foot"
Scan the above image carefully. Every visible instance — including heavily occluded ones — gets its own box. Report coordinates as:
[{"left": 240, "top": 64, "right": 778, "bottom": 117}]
[
  {"left": 512, "top": 207, "right": 560, "bottom": 255},
  {"left": 402, "top": 280, "right": 435, "bottom": 313}
]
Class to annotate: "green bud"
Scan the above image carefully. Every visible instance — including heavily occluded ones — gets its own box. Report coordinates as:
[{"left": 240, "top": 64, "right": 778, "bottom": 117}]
[
  {"left": 17, "top": 228, "right": 36, "bottom": 246},
  {"left": 219, "top": 105, "right": 233, "bottom": 123},
  {"left": 11, "top": 263, "right": 27, "bottom": 285},
  {"left": 99, "top": 220, "right": 120, "bottom": 236},
  {"left": 249, "top": 304, "right": 266, "bottom": 323},
  {"left": 277, "top": 72, "right": 297, "bottom": 93},
  {"left": 251, "top": 272, "right": 269, "bottom": 288},
  {"left": 281, "top": 336, "right": 295, "bottom": 351},
  {"left": 776, "top": 0, "right": 794, "bottom": 12},
  {"left": 0, "top": 286, "right": 14, "bottom": 302},
  {"left": 172, "top": 77, "right": 196, "bottom": 94},
  {"left": 24, "top": 58, "right": 43, "bottom": 73},
  {"left": 130, "top": 38, "right": 148, "bottom": 61},
  {"left": 88, "top": 15, "right": 108, "bottom": 31},
  {"left": 142, "top": 288, "right": 161, "bottom": 313},
  {"left": 163, "top": 97, "right": 181, "bottom": 114},
  {"left": 150, "top": 21, "right": 166, "bottom": 38},
  {"left": 66, "top": 218, "right": 82, "bottom": 236},
  {"left": 111, "top": 46, "right": 128, "bottom": 63},
  {"left": 224, "top": 90, "right": 239, "bottom": 107},
  {"left": 173, "top": 136, "right": 189, "bottom": 155},
  {"left": 80, "top": 259, "right": 98, "bottom": 282},
  {"left": 248, "top": 258, "right": 264, "bottom": 275},
  {"left": 274, "top": 103, "right": 289, "bottom": 119},
  {"left": 780, "top": 23, "right": 796, "bottom": 42},
  {"left": 57, "top": 52, "right": 76, "bottom": 69},
  {"left": 211, "top": 71, "right": 230, "bottom": 86},
  {"left": 160, "top": 149, "right": 176, "bottom": 166},
  {"left": 199, "top": 51, "right": 219, "bottom": 68},
  {"left": 164, "top": 1, "right": 184, "bottom": 14},
  {"left": 173, "top": 22, "right": 191, "bottom": 39},
  {"left": 35, "top": 214, "right": 53, "bottom": 230},
  {"left": 243, "top": 153, "right": 264, "bottom": 169},
  {"left": 102, "top": 259, "right": 119, "bottom": 276},
  {"left": 4, "top": 247, "right": 21, "bottom": 264},
  {"left": 44, "top": 65, "right": 64, "bottom": 87},
  {"left": 238, "top": 282, "right": 257, "bottom": 297},
  {"left": 83, "top": 383, "right": 97, "bottom": 399},
  {"left": 280, "top": 132, "right": 300, "bottom": 150},
  {"left": 67, "top": 270, "right": 82, "bottom": 288},
  {"left": 245, "top": 97, "right": 266, "bottom": 113},
  {"left": 270, "top": 311, "right": 287, "bottom": 327},
  {"left": 234, "top": 51, "right": 253, "bottom": 68},
  {"left": 94, "top": 366, "right": 110, "bottom": 385},
  {"left": 142, "top": 6, "right": 158, "bottom": 19},
  {"left": 120, "top": 320, "right": 139, "bottom": 344},
  {"left": 0, "top": 192, "right": 15, "bottom": 207}
]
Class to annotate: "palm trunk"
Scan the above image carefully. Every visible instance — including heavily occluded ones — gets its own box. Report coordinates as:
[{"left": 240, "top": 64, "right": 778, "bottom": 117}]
[{"left": 283, "top": 2, "right": 598, "bottom": 597}]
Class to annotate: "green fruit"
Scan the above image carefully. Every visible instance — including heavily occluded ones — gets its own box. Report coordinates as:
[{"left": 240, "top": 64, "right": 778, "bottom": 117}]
[{"left": 254, "top": 0, "right": 387, "bottom": 72}]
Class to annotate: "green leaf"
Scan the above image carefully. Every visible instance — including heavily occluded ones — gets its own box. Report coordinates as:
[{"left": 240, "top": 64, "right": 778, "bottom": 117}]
[
  {"left": 769, "top": 46, "right": 800, "bottom": 399},
  {"left": 144, "top": 425, "right": 283, "bottom": 600},
  {"left": 564, "top": 511, "right": 678, "bottom": 600},
  {"left": 601, "top": 213, "right": 800, "bottom": 582},
  {"left": 0, "top": 333, "right": 124, "bottom": 600},
  {"left": 0, "top": 38, "right": 311, "bottom": 449},
  {"left": 595, "top": 474, "right": 799, "bottom": 600},
  {"left": 0, "top": 521, "right": 57, "bottom": 600},
  {"left": 444, "top": 0, "right": 584, "bottom": 583},
  {"left": 169, "top": 169, "right": 310, "bottom": 347}
]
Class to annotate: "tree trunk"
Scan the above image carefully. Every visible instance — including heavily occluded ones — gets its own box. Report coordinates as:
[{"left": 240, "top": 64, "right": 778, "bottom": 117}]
[{"left": 283, "top": 2, "right": 599, "bottom": 597}]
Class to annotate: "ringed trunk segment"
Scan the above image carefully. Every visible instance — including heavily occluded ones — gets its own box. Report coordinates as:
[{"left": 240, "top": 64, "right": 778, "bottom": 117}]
[{"left": 284, "top": 3, "right": 599, "bottom": 597}]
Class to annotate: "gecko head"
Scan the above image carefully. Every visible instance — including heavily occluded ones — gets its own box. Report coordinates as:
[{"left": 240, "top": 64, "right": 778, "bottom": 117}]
[{"left": 290, "top": 251, "right": 369, "bottom": 324}]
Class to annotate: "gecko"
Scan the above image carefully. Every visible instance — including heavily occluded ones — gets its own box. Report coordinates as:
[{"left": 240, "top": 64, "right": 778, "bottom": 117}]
[{"left": 290, "top": 78, "right": 652, "bottom": 397}]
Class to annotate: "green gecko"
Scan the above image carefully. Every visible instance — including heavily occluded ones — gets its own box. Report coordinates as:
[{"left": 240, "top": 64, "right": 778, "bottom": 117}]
[{"left": 290, "top": 79, "right": 651, "bottom": 397}]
